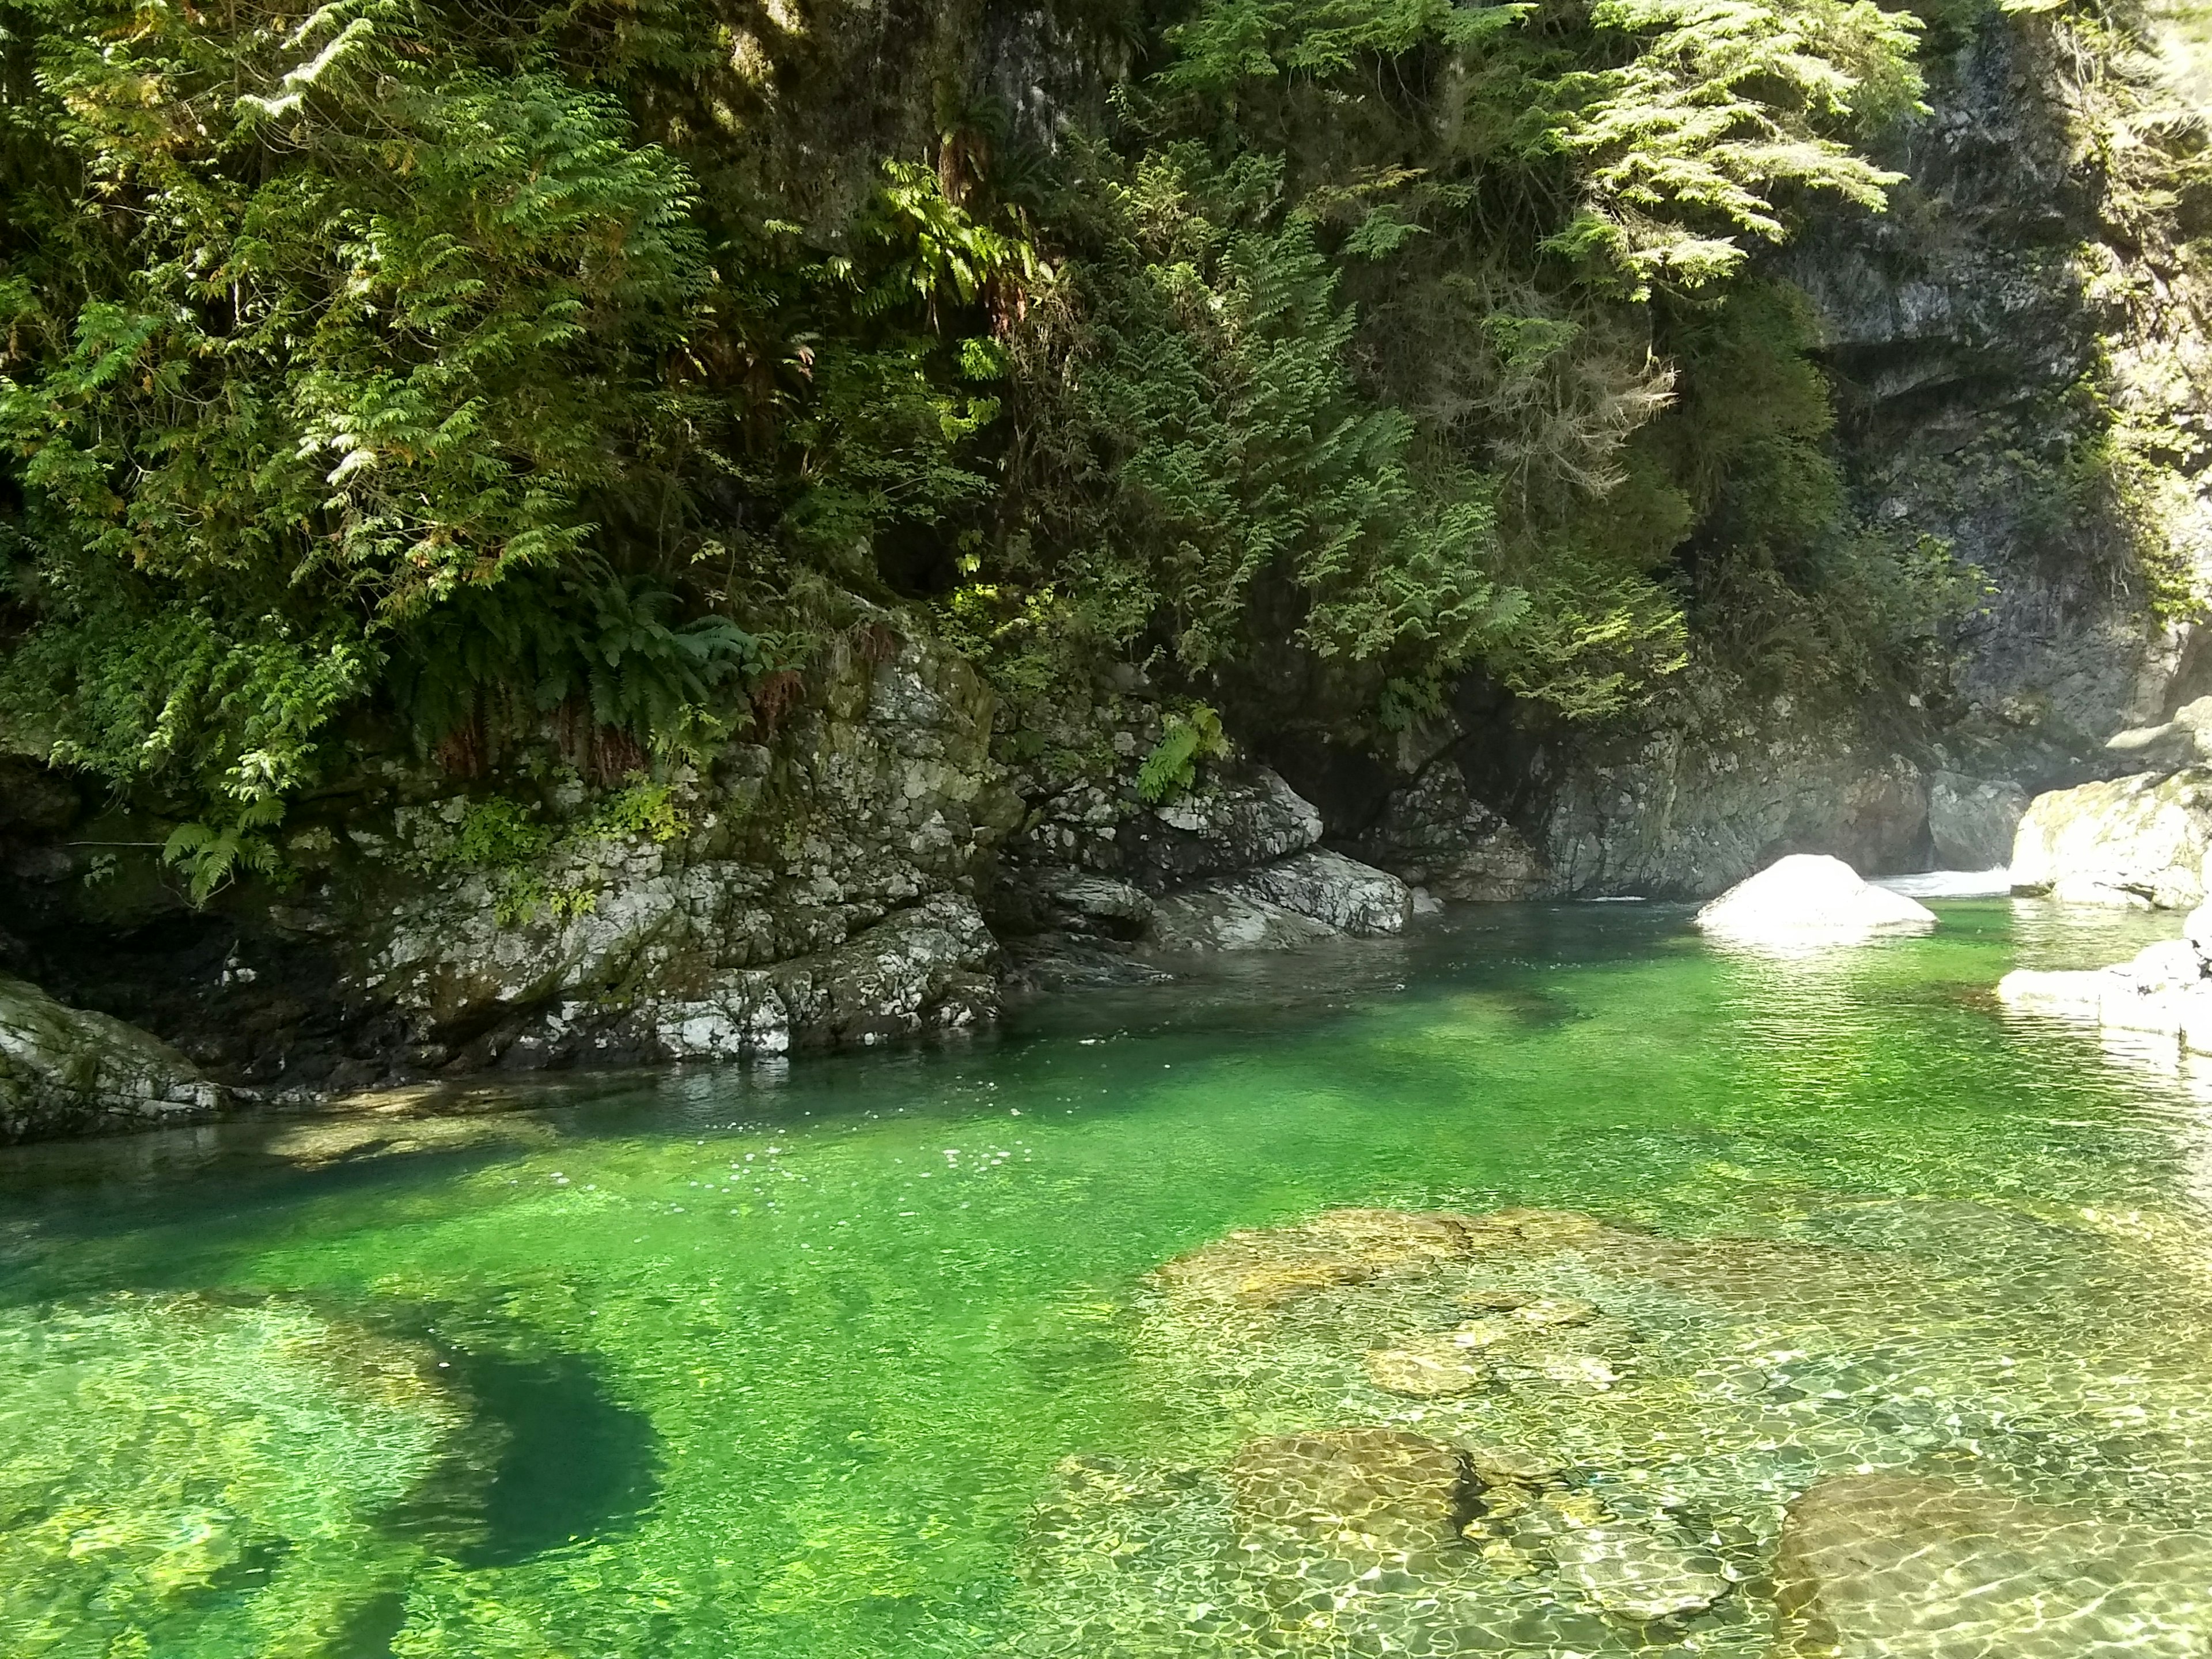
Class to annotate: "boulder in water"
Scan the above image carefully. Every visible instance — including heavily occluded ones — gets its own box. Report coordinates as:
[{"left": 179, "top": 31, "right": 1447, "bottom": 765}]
[
  {"left": 1997, "top": 936, "right": 2212, "bottom": 1046},
  {"left": 2009, "top": 770, "right": 2212, "bottom": 908},
  {"left": 0, "top": 975, "right": 225, "bottom": 1143},
  {"left": 1695, "top": 854, "right": 1936, "bottom": 942},
  {"left": 1146, "top": 848, "right": 1413, "bottom": 952}
]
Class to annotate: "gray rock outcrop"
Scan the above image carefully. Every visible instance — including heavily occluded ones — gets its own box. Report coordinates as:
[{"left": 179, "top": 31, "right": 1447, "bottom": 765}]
[
  {"left": 1147, "top": 847, "right": 1411, "bottom": 954},
  {"left": 1349, "top": 761, "right": 1544, "bottom": 900},
  {"left": 2107, "top": 695, "right": 2212, "bottom": 771},
  {"left": 344, "top": 631, "right": 1019, "bottom": 1071},
  {"left": 1927, "top": 772, "right": 2028, "bottom": 869},
  {"left": 2010, "top": 771, "right": 2212, "bottom": 907},
  {"left": 0, "top": 975, "right": 226, "bottom": 1142},
  {"left": 1121, "top": 767, "right": 1324, "bottom": 889}
]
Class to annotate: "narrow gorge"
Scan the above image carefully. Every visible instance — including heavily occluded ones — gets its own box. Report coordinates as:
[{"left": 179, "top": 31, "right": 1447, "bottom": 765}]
[{"left": 10, "top": 1, "right": 2212, "bottom": 1656}]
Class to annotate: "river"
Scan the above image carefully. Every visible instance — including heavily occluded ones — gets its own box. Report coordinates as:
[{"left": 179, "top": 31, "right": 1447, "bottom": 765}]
[{"left": 5, "top": 899, "right": 2211, "bottom": 1656}]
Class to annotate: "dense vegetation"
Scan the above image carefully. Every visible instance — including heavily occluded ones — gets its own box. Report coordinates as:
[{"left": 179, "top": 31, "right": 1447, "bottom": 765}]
[{"left": 0, "top": 0, "right": 2164, "bottom": 884}]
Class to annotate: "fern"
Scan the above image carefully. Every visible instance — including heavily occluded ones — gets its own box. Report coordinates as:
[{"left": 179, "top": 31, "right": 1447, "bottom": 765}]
[{"left": 1138, "top": 704, "right": 1232, "bottom": 802}]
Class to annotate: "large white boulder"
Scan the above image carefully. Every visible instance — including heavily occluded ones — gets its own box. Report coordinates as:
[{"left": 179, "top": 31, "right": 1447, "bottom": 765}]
[
  {"left": 2009, "top": 770, "right": 2212, "bottom": 908},
  {"left": 1997, "top": 903, "right": 2212, "bottom": 1050},
  {"left": 1696, "top": 854, "right": 1936, "bottom": 942}
]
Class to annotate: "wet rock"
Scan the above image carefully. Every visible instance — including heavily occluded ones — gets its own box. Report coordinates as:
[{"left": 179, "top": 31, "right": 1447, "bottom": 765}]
[
  {"left": 1365, "top": 1338, "right": 1489, "bottom": 1397},
  {"left": 0, "top": 975, "right": 226, "bottom": 1143},
  {"left": 1145, "top": 884, "right": 1343, "bottom": 953},
  {"left": 1145, "top": 849, "right": 1411, "bottom": 952},
  {"left": 1234, "top": 849, "right": 1412, "bottom": 937},
  {"left": 1774, "top": 1473, "right": 2212, "bottom": 1657},
  {"left": 1997, "top": 937, "right": 2212, "bottom": 1044},
  {"left": 1041, "top": 871, "right": 1155, "bottom": 935},
  {"left": 1696, "top": 854, "right": 1937, "bottom": 943},
  {"left": 2010, "top": 770, "right": 2212, "bottom": 908},
  {"left": 1927, "top": 772, "right": 2028, "bottom": 869},
  {"left": 1122, "top": 766, "right": 1323, "bottom": 890},
  {"left": 1228, "top": 1429, "right": 1478, "bottom": 1553},
  {"left": 475, "top": 892, "right": 1002, "bottom": 1068}
]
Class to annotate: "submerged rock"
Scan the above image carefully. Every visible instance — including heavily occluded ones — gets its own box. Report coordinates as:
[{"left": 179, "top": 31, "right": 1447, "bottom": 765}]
[
  {"left": 0, "top": 1292, "right": 472, "bottom": 1653},
  {"left": 1463, "top": 1445, "right": 1570, "bottom": 1486},
  {"left": 1365, "top": 1338, "right": 1489, "bottom": 1397},
  {"left": 1774, "top": 1474, "right": 2212, "bottom": 1657},
  {"left": 1695, "top": 854, "right": 1937, "bottom": 942},
  {"left": 1228, "top": 1429, "right": 1477, "bottom": 1553},
  {"left": 1153, "top": 1207, "right": 1487, "bottom": 1308},
  {"left": 1543, "top": 1513, "right": 1730, "bottom": 1622},
  {"left": 0, "top": 975, "right": 226, "bottom": 1143},
  {"left": 2009, "top": 770, "right": 2212, "bottom": 907}
]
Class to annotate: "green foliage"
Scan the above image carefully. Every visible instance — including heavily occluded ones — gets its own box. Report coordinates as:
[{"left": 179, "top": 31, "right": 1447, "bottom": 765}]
[
  {"left": 1060, "top": 152, "right": 1524, "bottom": 686},
  {"left": 387, "top": 565, "right": 766, "bottom": 763},
  {"left": 0, "top": 0, "right": 1956, "bottom": 825},
  {"left": 1550, "top": 0, "right": 1923, "bottom": 292},
  {"left": 423, "top": 781, "right": 687, "bottom": 926},
  {"left": 1138, "top": 704, "right": 1232, "bottom": 802}
]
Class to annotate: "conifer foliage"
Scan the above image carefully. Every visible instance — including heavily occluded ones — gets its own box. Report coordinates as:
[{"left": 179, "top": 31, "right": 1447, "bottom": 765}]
[{"left": 0, "top": 0, "right": 1946, "bottom": 880}]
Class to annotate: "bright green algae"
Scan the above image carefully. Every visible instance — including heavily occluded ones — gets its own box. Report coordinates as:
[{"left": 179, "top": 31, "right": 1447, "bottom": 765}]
[{"left": 4, "top": 899, "right": 2212, "bottom": 1657}]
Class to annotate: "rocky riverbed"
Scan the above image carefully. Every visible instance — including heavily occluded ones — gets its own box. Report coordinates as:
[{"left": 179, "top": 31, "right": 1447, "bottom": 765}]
[{"left": 1001, "top": 1204, "right": 2212, "bottom": 1657}]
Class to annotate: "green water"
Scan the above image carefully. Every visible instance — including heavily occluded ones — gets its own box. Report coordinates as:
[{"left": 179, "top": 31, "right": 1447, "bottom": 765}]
[{"left": 6, "top": 899, "right": 2212, "bottom": 1657}]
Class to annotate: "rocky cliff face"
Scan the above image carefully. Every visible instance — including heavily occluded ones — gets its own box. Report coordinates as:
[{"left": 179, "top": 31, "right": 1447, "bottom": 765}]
[
  {"left": 0, "top": 631, "right": 1417, "bottom": 1134},
  {"left": 1304, "top": 6, "right": 2212, "bottom": 899}
]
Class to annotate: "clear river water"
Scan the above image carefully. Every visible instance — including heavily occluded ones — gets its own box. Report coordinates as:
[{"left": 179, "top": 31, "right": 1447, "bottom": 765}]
[{"left": 6, "top": 898, "right": 2212, "bottom": 1657}]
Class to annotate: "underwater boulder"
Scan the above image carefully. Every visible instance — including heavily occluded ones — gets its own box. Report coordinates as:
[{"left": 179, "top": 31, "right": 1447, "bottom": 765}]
[
  {"left": 0, "top": 1292, "right": 471, "bottom": 1654},
  {"left": 1774, "top": 1473, "right": 2212, "bottom": 1657},
  {"left": 1539, "top": 1510, "right": 1730, "bottom": 1622},
  {"left": 1228, "top": 1429, "right": 1478, "bottom": 1554},
  {"left": 1695, "top": 854, "right": 1936, "bottom": 943},
  {"left": 1365, "top": 1337, "right": 1490, "bottom": 1397},
  {"left": 1152, "top": 1207, "right": 1491, "bottom": 1309}
]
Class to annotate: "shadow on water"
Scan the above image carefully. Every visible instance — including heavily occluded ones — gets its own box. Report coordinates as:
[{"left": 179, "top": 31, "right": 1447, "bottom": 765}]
[
  {"left": 364, "top": 1315, "right": 660, "bottom": 1571},
  {"left": 449, "top": 1346, "right": 661, "bottom": 1567}
]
